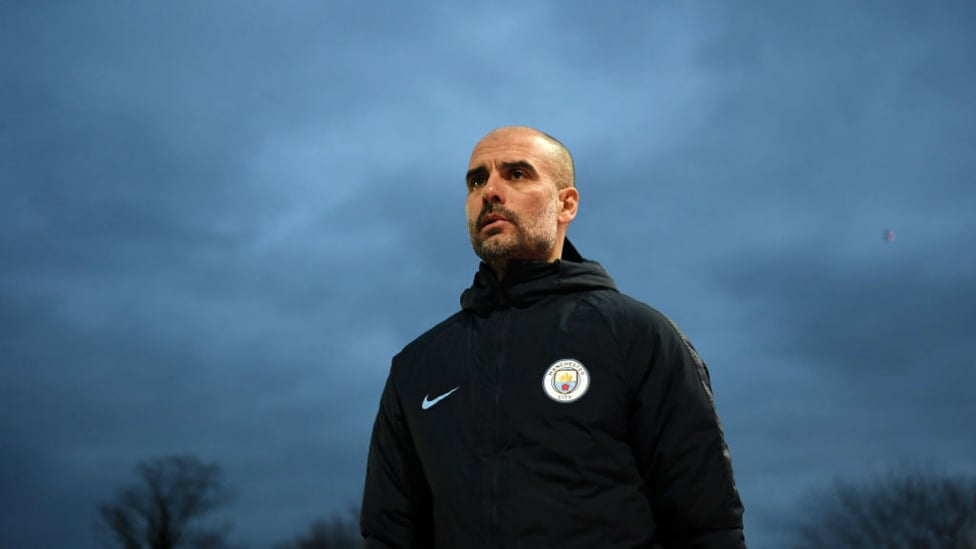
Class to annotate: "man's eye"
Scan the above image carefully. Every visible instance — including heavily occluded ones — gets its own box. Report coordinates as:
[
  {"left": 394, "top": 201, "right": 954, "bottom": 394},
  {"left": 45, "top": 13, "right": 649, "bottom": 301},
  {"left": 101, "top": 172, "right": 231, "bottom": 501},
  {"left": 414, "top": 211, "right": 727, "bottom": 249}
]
[
  {"left": 511, "top": 170, "right": 525, "bottom": 180},
  {"left": 469, "top": 177, "right": 486, "bottom": 188}
]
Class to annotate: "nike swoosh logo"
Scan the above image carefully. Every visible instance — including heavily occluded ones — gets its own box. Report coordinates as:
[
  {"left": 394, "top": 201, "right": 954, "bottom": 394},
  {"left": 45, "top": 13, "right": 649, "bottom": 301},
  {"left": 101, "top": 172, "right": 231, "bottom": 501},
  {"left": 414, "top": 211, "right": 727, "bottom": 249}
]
[{"left": 421, "top": 386, "right": 459, "bottom": 410}]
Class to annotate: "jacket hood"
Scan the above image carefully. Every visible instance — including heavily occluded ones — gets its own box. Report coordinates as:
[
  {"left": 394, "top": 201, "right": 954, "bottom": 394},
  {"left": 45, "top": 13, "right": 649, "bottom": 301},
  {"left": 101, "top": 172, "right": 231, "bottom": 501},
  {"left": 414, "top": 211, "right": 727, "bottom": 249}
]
[{"left": 460, "top": 238, "right": 618, "bottom": 313}]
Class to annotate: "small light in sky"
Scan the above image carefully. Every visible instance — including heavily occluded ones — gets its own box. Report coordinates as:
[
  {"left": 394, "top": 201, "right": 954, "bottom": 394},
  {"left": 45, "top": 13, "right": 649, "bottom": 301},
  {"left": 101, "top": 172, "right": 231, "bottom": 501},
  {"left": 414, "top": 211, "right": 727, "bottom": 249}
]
[{"left": 883, "top": 229, "right": 895, "bottom": 243}]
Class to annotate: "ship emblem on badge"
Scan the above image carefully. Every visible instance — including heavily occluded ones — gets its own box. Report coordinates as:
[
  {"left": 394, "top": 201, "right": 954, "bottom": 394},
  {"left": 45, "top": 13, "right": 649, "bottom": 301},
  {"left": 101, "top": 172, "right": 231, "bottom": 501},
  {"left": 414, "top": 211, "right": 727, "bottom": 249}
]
[{"left": 542, "top": 358, "right": 590, "bottom": 403}]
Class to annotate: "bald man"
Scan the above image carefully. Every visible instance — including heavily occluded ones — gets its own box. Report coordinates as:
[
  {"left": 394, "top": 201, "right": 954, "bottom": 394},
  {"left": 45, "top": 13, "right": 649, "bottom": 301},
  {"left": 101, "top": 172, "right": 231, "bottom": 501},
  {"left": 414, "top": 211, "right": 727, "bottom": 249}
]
[{"left": 362, "top": 127, "right": 746, "bottom": 548}]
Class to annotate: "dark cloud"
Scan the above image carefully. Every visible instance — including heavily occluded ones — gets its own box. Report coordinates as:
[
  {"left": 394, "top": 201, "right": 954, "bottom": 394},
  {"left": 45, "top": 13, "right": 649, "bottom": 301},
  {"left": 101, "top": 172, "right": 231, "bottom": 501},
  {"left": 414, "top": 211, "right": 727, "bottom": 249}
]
[
  {"left": 2, "top": 1, "right": 975, "bottom": 547},
  {"left": 721, "top": 243, "right": 976, "bottom": 373}
]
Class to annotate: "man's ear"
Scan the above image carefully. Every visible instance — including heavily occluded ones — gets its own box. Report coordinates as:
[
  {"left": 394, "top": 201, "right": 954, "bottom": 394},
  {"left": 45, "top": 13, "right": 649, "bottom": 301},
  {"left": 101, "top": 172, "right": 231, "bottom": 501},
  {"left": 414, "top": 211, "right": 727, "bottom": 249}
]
[{"left": 558, "top": 187, "right": 579, "bottom": 224}]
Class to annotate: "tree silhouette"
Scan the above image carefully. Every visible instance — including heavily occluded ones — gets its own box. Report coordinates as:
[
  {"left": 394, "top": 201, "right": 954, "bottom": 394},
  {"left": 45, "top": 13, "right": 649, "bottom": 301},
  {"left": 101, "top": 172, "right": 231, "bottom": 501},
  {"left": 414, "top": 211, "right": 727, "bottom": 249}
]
[
  {"left": 95, "top": 455, "right": 234, "bottom": 549},
  {"left": 788, "top": 468, "right": 976, "bottom": 549},
  {"left": 273, "top": 507, "right": 360, "bottom": 549}
]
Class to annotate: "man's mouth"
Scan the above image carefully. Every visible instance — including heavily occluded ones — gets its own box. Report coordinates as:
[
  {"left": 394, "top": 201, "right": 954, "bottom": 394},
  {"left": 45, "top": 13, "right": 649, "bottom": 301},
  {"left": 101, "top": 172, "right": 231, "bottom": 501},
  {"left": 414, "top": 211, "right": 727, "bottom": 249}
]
[{"left": 480, "top": 213, "right": 509, "bottom": 230}]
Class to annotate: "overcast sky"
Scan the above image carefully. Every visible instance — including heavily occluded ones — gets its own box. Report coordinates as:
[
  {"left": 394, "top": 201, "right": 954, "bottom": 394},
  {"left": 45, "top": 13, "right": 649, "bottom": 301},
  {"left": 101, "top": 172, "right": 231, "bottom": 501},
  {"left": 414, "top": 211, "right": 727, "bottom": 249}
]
[{"left": 2, "top": 2, "right": 974, "bottom": 548}]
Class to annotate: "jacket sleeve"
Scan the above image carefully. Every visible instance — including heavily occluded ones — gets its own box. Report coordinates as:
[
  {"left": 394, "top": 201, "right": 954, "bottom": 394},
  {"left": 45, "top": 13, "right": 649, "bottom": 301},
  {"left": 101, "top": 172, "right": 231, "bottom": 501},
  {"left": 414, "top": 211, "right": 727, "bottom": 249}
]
[
  {"left": 360, "top": 366, "right": 434, "bottom": 548},
  {"left": 629, "top": 313, "right": 746, "bottom": 548}
]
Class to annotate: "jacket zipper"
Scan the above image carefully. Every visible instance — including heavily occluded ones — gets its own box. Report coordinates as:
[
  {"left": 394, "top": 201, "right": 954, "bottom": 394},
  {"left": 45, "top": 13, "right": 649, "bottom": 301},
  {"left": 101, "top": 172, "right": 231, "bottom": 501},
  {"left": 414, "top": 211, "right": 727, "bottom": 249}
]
[{"left": 490, "top": 307, "right": 509, "bottom": 548}]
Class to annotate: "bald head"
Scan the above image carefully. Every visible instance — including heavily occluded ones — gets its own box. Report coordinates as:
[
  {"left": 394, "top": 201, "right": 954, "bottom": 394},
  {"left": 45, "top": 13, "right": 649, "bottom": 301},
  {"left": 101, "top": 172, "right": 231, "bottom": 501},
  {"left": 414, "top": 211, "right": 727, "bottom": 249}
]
[
  {"left": 476, "top": 126, "right": 575, "bottom": 190},
  {"left": 464, "top": 125, "right": 581, "bottom": 278}
]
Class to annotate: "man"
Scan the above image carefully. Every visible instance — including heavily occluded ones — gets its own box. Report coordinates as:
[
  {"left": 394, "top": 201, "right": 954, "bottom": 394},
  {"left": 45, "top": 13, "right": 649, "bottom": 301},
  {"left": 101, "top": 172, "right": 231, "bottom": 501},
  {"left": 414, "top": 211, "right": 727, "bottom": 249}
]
[{"left": 361, "top": 126, "right": 746, "bottom": 548}]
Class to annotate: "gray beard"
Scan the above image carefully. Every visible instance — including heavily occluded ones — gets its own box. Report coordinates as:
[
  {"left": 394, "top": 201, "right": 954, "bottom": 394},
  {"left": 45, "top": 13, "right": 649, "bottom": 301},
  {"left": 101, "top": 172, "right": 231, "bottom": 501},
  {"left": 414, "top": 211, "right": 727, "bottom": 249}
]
[
  {"left": 467, "top": 203, "right": 558, "bottom": 266},
  {"left": 471, "top": 227, "right": 555, "bottom": 264}
]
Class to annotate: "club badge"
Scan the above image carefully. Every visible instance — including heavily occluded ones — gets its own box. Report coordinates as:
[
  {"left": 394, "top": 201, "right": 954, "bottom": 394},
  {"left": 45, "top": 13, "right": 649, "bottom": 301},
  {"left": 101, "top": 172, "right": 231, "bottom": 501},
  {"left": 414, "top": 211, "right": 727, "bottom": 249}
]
[{"left": 542, "top": 358, "right": 589, "bottom": 403}]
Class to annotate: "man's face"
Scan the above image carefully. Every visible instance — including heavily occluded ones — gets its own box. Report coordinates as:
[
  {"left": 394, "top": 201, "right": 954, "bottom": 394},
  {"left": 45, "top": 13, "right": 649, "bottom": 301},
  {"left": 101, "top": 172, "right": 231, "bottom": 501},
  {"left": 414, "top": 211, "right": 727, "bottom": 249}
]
[{"left": 465, "top": 128, "right": 563, "bottom": 265}]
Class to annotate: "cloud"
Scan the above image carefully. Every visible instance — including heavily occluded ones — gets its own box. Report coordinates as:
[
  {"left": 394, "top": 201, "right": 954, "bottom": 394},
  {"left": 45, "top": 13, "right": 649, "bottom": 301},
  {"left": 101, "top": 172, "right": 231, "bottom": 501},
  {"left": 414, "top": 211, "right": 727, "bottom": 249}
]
[{"left": 2, "top": 1, "right": 975, "bottom": 547}]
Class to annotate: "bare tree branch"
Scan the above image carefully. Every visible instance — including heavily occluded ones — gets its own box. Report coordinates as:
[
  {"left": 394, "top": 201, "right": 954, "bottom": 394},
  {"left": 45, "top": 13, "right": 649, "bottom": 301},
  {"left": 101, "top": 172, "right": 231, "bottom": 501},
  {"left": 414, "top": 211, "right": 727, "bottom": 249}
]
[
  {"left": 274, "top": 506, "right": 361, "bottom": 549},
  {"left": 787, "top": 468, "right": 976, "bottom": 549},
  {"left": 94, "top": 455, "right": 234, "bottom": 549}
]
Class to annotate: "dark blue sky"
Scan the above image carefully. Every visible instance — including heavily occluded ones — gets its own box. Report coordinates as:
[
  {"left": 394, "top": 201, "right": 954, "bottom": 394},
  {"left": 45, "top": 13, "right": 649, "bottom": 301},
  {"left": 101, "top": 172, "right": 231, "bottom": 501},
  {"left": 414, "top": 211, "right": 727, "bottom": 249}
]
[{"left": 2, "top": 2, "right": 974, "bottom": 547}]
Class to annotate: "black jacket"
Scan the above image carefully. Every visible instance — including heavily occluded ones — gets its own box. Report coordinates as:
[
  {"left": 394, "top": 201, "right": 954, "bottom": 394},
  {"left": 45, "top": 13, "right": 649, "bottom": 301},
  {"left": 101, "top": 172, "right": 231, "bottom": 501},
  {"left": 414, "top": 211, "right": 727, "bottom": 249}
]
[{"left": 362, "top": 241, "right": 745, "bottom": 548}]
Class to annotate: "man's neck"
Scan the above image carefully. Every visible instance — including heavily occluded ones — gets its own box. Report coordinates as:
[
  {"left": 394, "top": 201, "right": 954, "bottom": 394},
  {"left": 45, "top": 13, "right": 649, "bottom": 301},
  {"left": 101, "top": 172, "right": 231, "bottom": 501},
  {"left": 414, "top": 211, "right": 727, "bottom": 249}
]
[
  {"left": 484, "top": 239, "right": 566, "bottom": 283},
  {"left": 487, "top": 259, "right": 508, "bottom": 282}
]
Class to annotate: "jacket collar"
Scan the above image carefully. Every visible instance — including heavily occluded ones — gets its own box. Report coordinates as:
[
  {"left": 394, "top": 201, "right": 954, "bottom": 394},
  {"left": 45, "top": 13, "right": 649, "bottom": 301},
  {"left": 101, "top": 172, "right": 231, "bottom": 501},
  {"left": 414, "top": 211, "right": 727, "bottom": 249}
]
[{"left": 460, "top": 238, "right": 617, "bottom": 313}]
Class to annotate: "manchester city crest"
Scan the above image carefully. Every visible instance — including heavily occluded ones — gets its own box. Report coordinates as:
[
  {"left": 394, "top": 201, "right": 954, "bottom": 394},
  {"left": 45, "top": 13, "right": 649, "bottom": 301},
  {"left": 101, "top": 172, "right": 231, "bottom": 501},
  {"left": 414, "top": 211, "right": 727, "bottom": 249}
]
[{"left": 542, "top": 358, "right": 590, "bottom": 402}]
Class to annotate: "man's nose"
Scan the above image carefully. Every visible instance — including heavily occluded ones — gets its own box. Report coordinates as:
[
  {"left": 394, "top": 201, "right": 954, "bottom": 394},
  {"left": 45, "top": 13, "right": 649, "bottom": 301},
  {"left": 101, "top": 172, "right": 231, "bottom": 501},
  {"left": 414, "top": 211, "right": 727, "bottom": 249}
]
[{"left": 482, "top": 175, "right": 505, "bottom": 204}]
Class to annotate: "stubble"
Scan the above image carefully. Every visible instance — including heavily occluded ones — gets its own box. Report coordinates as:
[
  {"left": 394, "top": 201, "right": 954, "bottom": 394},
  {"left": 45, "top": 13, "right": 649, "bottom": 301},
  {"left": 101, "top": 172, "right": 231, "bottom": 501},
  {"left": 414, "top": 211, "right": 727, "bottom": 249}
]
[{"left": 467, "top": 198, "right": 560, "bottom": 265}]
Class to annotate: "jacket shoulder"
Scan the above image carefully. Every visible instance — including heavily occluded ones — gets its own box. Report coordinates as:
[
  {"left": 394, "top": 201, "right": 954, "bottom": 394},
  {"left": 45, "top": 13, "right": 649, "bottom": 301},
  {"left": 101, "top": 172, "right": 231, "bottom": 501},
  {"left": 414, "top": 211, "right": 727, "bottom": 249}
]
[
  {"left": 585, "top": 289, "right": 676, "bottom": 334},
  {"left": 392, "top": 310, "right": 468, "bottom": 369}
]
